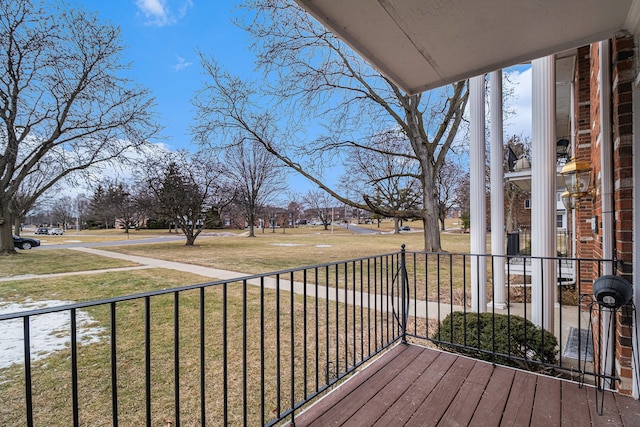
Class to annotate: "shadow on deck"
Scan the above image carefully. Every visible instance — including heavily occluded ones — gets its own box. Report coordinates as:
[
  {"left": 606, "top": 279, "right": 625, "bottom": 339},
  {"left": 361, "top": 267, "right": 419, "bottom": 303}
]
[{"left": 293, "top": 344, "right": 640, "bottom": 426}]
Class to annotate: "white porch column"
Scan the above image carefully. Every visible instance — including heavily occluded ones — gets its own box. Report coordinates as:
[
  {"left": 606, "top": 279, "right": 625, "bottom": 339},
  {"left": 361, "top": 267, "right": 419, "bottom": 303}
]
[
  {"left": 632, "top": 48, "right": 640, "bottom": 400},
  {"left": 470, "top": 75, "right": 487, "bottom": 313},
  {"left": 599, "top": 40, "right": 615, "bottom": 389},
  {"left": 490, "top": 70, "right": 506, "bottom": 309},
  {"left": 531, "top": 56, "right": 556, "bottom": 330}
]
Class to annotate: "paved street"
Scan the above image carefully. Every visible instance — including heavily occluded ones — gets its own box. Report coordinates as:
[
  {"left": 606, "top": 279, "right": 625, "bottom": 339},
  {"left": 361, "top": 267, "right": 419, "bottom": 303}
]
[{"left": 32, "top": 234, "right": 188, "bottom": 250}]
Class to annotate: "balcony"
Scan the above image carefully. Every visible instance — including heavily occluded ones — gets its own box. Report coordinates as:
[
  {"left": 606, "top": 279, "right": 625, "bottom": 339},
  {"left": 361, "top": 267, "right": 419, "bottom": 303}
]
[
  {"left": 1, "top": 248, "right": 638, "bottom": 426},
  {"left": 294, "top": 344, "right": 640, "bottom": 426}
]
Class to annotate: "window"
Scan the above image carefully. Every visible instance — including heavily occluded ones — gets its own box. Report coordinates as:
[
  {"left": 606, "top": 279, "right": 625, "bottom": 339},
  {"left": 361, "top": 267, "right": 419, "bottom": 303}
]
[
  {"left": 524, "top": 199, "right": 531, "bottom": 209},
  {"left": 557, "top": 214, "right": 564, "bottom": 228}
]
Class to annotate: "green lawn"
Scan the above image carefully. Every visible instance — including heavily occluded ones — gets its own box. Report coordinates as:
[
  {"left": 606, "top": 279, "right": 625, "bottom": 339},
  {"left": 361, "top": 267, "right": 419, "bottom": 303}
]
[
  {"left": 5, "top": 227, "right": 472, "bottom": 279},
  {"left": 0, "top": 228, "right": 470, "bottom": 426},
  {"left": 92, "top": 228, "right": 472, "bottom": 275},
  {"left": 1, "top": 250, "right": 140, "bottom": 278},
  {"left": 0, "top": 267, "right": 387, "bottom": 426}
]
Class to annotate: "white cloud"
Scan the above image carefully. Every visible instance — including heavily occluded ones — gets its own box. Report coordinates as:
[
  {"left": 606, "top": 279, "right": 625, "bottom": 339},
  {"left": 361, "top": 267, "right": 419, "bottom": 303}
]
[
  {"left": 136, "top": 0, "right": 171, "bottom": 26},
  {"left": 178, "top": 0, "right": 193, "bottom": 19},
  {"left": 503, "top": 66, "right": 532, "bottom": 139},
  {"left": 135, "top": 0, "right": 193, "bottom": 27},
  {"left": 172, "top": 56, "right": 193, "bottom": 71}
]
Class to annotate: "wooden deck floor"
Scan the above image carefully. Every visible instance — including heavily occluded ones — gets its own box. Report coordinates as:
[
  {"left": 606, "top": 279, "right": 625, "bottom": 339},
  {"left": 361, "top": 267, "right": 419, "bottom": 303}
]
[{"left": 292, "top": 343, "right": 640, "bottom": 426}]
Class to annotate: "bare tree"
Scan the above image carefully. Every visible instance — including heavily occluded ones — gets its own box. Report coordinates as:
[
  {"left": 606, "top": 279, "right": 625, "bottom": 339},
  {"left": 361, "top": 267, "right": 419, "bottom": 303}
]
[
  {"left": 101, "top": 182, "right": 145, "bottom": 233},
  {"left": 50, "top": 196, "right": 75, "bottom": 230},
  {"left": 0, "top": 1, "right": 158, "bottom": 254},
  {"left": 342, "top": 129, "right": 422, "bottom": 233},
  {"left": 73, "top": 194, "right": 91, "bottom": 231},
  {"left": 10, "top": 166, "right": 61, "bottom": 236},
  {"left": 303, "top": 190, "right": 336, "bottom": 230},
  {"left": 436, "top": 162, "right": 465, "bottom": 231},
  {"left": 147, "top": 152, "right": 233, "bottom": 246},
  {"left": 10, "top": 191, "right": 35, "bottom": 237},
  {"left": 223, "top": 139, "right": 286, "bottom": 237},
  {"left": 455, "top": 173, "right": 471, "bottom": 232},
  {"left": 193, "top": 1, "right": 468, "bottom": 251},
  {"left": 285, "top": 191, "right": 303, "bottom": 228}
]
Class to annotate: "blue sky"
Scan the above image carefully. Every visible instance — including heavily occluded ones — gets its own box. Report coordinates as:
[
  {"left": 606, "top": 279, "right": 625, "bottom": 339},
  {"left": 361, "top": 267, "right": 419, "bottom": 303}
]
[
  {"left": 80, "top": 0, "right": 532, "bottom": 197},
  {"left": 91, "top": 0, "right": 250, "bottom": 149},
  {"left": 89, "top": 0, "right": 532, "bottom": 152}
]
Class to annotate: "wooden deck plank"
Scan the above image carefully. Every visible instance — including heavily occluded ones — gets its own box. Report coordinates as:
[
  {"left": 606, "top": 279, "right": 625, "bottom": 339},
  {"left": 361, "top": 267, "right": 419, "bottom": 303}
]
[
  {"left": 530, "top": 374, "right": 562, "bottom": 426},
  {"left": 290, "top": 345, "right": 640, "bottom": 427},
  {"left": 438, "top": 360, "right": 495, "bottom": 426},
  {"left": 614, "top": 392, "right": 640, "bottom": 427},
  {"left": 587, "top": 386, "right": 624, "bottom": 427},
  {"left": 560, "top": 381, "right": 592, "bottom": 427},
  {"left": 341, "top": 348, "right": 440, "bottom": 426},
  {"left": 294, "top": 344, "right": 423, "bottom": 426},
  {"left": 407, "top": 355, "right": 476, "bottom": 426},
  {"left": 501, "top": 370, "right": 538, "bottom": 426},
  {"left": 468, "top": 365, "right": 516, "bottom": 426},
  {"left": 371, "top": 351, "right": 458, "bottom": 426}
]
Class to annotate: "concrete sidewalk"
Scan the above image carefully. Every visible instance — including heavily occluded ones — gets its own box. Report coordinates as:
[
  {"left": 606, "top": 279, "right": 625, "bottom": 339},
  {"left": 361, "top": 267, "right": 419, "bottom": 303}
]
[
  {"left": 68, "top": 248, "right": 457, "bottom": 321},
  {"left": 3, "top": 247, "right": 583, "bottom": 338},
  {"left": 69, "top": 247, "right": 248, "bottom": 281},
  {"left": 0, "top": 265, "right": 153, "bottom": 282},
  {"left": 67, "top": 249, "right": 586, "bottom": 348}
]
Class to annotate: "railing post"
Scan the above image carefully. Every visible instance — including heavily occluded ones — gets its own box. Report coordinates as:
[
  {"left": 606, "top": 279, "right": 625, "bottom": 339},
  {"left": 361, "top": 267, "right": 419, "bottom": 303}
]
[{"left": 401, "top": 244, "right": 407, "bottom": 343}]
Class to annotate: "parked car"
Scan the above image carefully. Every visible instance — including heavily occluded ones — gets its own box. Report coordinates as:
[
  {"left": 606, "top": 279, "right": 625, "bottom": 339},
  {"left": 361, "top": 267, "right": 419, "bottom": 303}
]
[
  {"left": 13, "top": 235, "right": 40, "bottom": 250},
  {"left": 400, "top": 226, "right": 411, "bottom": 231},
  {"left": 49, "top": 228, "right": 64, "bottom": 235},
  {"left": 34, "top": 227, "right": 49, "bottom": 235}
]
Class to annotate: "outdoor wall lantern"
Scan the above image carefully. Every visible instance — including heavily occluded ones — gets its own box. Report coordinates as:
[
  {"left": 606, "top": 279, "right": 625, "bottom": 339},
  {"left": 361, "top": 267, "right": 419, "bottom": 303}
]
[
  {"left": 561, "top": 190, "right": 575, "bottom": 212},
  {"left": 560, "top": 158, "right": 595, "bottom": 199}
]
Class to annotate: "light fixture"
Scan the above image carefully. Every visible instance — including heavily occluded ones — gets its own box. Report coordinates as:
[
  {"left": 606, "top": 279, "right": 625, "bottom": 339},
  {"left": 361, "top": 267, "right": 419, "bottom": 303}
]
[
  {"left": 556, "top": 138, "right": 570, "bottom": 161},
  {"left": 593, "top": 275, "right": 633, "bottom": 309},
  {"left": 561, "top": 190, "right": 575, "bottom": 211},
  {"left": 560, "top": 158, "right": 595, "bottom": 199}
]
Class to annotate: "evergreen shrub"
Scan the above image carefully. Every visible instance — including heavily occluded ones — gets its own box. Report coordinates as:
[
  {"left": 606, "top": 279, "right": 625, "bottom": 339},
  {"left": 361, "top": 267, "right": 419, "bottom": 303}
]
[{"left": 433, "top": 311, "right": 558, "bottom": 371}]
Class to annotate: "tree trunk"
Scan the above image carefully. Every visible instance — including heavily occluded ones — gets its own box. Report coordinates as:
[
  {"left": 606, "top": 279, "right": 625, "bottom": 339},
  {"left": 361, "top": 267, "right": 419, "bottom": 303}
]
[
  {"left": 13, "top": 216, "right": 22, "bottom": 237},
  {"left": 421, "top": 165, "right": 443, "bottom": 252},
  {"left": 505, "top": 191, "right": 517, "bottom": 232},
  {"left": 0, "top": 208, "right": 17, "bottom": 255},
  {"left": 248, "top": 212, "right": 255, "bottom": 237}
]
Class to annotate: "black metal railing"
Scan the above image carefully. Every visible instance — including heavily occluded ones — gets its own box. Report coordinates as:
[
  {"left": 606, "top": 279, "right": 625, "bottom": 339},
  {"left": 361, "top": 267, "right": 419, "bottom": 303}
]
[
  {"left": 507, "top": 227, "right": 571, "bottom": 257},
  {"left": 402, "top": 251, "right": 615, "bottom": 382},
  {"left": 0, "top": 248, "right": 614, "bottom": 426}
]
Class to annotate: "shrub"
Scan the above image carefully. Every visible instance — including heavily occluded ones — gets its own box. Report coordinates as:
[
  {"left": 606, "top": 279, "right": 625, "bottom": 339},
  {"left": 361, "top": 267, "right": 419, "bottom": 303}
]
[
  {"left": 432, "top": 311, "right": 558, "bottom": 371},
  {"left": 460, "top": 212, "right": 470, "bottom": 232}
]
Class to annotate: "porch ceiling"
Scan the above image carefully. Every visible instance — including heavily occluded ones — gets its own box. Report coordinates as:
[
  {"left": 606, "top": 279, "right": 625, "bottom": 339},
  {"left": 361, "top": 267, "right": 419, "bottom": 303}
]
[{"left": 294, "top": 0, "right": 640, "bottom": 94}]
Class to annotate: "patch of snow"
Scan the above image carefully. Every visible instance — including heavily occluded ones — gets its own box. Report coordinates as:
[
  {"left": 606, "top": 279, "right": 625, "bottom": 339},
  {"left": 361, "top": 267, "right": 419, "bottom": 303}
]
[
  {"left": 315, "top": 244, "right": 332, "bottom": 248},
  {"left": 0, "top": 300, "right": 106, "bottom": 370},
  {"left": 271, "top": 243, "right": 305, "bottom": 247}
]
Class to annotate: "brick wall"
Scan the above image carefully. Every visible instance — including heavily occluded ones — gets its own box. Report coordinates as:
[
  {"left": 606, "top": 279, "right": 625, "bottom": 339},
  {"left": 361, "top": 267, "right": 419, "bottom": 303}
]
[
  {"left": 611, "top": 35, "right": 635, "bottom": 396},
  {"left": 573, "top": 36, "right": 635, "bottom": 396},
  {"left": 574, "top": 46, "right": 596, "bottom": 294}
]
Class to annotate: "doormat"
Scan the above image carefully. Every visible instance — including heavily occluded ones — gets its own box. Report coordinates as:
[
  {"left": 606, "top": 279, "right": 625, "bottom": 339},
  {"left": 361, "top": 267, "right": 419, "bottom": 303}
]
[{"left": 563, "top": 327, "right": 593, "bottom": 362}]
